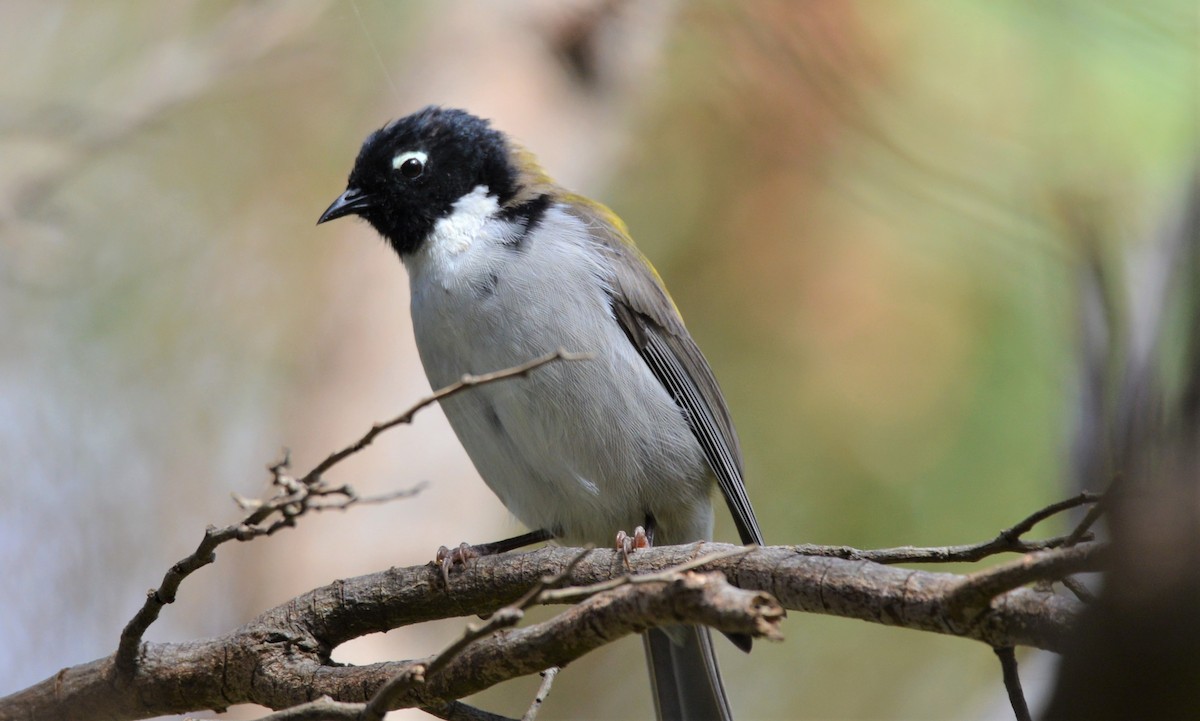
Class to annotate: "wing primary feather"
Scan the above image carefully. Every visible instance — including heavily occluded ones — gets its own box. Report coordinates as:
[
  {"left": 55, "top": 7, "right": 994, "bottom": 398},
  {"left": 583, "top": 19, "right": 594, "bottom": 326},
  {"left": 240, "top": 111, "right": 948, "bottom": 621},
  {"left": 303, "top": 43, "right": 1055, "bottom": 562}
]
[
  {"left": 640, "top": 329, "right": 764, "bottom": 546},
  {"left": 569, "top": 199, "right": 765, "bottom": 547},
  {"left": 612, "top": 296, "right": 764, "bottom": 545}
]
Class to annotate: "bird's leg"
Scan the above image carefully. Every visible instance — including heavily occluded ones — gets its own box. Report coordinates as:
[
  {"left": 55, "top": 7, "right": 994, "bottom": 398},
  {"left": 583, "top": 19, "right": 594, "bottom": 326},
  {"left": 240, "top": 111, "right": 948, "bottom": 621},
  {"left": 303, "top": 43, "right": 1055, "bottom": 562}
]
[
  {"left": 436, "top": 528, "right": 555, "bottom": 586},
  {"left": 616, "top": 513, "right": 657, "bottom": 569}
]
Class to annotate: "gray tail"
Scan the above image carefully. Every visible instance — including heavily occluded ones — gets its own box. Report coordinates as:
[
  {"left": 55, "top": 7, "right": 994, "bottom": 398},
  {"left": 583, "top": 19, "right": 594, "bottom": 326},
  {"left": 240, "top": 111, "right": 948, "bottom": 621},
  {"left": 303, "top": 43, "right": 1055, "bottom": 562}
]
[{"left": 644, "top": 625, "right": 733, "bottom": 721}]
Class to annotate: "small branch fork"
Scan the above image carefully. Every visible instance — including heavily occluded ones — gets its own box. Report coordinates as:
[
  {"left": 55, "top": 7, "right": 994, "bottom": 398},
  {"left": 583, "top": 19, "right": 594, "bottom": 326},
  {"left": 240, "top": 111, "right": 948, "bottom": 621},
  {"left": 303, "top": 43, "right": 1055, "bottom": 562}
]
[
  {"left": 792, "top": 491, "right": 1101, "bottom": 565},
  {"left": 964, "top": 492, "right": 1109, "bottom": 721},
  {"left": 794, "top": 490, "right": 1107, "bottom": 721},
  {"left": 945, "top": 542, "right": 1107, "bottom": 620},
  {"left": 115, "top": 349, "right": 590, "bottom": 674}
]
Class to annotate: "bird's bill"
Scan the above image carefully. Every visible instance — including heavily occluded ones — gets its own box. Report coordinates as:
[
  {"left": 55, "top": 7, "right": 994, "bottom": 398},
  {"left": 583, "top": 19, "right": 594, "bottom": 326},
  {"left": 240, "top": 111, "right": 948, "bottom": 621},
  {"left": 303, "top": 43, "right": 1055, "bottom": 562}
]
[{"left": 317, "top": 187, "right": 373, "bottom": 225}]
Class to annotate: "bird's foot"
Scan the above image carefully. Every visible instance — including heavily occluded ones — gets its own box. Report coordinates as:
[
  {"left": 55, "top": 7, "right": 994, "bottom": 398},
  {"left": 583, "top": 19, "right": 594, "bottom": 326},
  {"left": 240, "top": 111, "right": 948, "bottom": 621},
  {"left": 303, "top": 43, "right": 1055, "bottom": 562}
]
[
  {"left": 433, "top": 528, "right": 557, "bottom": 588},
  {"left": 435, "top": 542, "right": 479, "bottom": 587},
  {"left": 616, "top": 525, "right": 652, "bottom": 569}
]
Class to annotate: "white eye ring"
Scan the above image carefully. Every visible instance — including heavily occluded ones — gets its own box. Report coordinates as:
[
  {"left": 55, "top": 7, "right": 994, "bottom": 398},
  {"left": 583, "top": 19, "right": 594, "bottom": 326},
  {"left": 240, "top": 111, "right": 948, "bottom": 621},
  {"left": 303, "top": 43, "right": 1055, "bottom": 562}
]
[{"left": 393, "top": 150, "right": 428, "bottom": 176}]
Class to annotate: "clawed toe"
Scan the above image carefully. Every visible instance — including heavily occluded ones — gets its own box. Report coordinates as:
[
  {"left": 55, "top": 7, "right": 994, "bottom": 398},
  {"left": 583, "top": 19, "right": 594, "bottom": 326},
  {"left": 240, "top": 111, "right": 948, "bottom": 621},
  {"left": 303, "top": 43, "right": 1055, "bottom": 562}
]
[
  {"left": 615, "top": 525, "right": 652, "bottom": 568},
  {"left": 435, "top": 541, "right": 478, "bottom": 587},
  {"left": 432, "top": 529, "right": 556, "bottom": 588}
]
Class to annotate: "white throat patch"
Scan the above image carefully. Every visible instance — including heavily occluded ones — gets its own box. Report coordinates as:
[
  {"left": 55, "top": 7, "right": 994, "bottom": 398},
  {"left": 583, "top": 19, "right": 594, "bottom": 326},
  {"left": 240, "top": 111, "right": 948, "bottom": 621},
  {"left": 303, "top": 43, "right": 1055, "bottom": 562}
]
[{"left": 428, "top": 185, "right": 499, "bottom": 256}]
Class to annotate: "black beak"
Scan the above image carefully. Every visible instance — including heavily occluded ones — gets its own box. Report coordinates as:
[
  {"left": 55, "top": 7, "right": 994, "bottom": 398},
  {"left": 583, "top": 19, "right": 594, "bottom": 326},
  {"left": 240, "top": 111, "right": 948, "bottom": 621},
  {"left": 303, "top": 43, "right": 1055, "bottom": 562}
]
[{"left": 317, "top": 187, "right": 374, "bottom": 225}]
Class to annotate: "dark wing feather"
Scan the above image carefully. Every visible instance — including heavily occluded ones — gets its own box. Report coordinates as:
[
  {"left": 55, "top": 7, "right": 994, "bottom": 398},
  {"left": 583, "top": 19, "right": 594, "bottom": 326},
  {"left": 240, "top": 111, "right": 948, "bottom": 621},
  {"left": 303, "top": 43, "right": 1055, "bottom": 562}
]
[{"left": 568, "top": 199, "right": 765, "bottom": 546}]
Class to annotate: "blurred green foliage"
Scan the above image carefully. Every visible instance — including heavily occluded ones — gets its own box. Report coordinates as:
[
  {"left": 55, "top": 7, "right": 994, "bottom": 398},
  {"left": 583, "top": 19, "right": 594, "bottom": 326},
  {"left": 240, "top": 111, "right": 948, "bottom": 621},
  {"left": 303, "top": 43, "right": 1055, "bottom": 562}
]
[{"left": 609, "top": 1, "right": 1196, "bottom": 716}]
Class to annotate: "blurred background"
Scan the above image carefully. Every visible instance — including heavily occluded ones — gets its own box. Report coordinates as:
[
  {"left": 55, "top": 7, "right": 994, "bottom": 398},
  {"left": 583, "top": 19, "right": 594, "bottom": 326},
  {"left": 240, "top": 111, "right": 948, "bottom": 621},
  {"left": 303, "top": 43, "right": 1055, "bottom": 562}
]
[{"left": 1, "top": 1, "right": 1196, "bottom": 719}]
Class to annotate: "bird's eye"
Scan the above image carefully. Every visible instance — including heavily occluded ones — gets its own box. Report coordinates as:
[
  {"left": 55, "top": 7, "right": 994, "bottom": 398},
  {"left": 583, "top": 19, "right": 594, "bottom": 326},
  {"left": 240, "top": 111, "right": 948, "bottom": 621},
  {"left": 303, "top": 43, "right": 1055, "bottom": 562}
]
[{"left": 393, "top": 150, "right": 427, "bottom": 180}]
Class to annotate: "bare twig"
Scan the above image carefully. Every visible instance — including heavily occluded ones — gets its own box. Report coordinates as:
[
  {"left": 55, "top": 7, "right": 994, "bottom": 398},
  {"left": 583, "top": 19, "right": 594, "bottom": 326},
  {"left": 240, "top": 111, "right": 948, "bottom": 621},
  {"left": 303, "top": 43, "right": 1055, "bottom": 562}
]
[
  {"left": 359, "top": 549, "right": 595, "bottom": 721},
  {"left": 114, "top": 478, "right": 425, "bottom": 674},
  {"left": 1059, "top": 576, "right": 1098, "bottom": 604},
  {"left": 361, "top": 609, "right": 525, "bottom": 721},
  {"left": 423, "top": 702, "right": 518, "bottom": 721},
  {"left": 1002, "top": 492, "right": 1102, "bottom": 539},
  {"left": 945, "top": 543, "right": 1109, "bottom": 620},
  {"left": 242, "top": 696, "right": 364, "bottom": 721},
  {"left": 252, "top": 694, "right": 521, "bottom": 721},
  {"left": 522, "top": 667, "right": 559, "bottom": 721},
  {"left": 537, "top": 546, "right": 753, "bottom": 604},
  {"left": 994, "top": 647, "right": 1032, "bottom": 721},
  {"left": 116, "top": 524, "right": 241, "bottom": 673},
  {"left": 299, "top": 348, "right": 592, "bottom": 487},
  {"left": 115, "top": 350, "right": 588, "bottom": 675},
  {"left": 794, "top": 492, "right": 1101, "bottom": 564},
  {"left": 1063, "top": 491, "right": 1111, "bottom": 547},
  {"left": 231, "top": 451, "right": 428, "bottom": 537}
]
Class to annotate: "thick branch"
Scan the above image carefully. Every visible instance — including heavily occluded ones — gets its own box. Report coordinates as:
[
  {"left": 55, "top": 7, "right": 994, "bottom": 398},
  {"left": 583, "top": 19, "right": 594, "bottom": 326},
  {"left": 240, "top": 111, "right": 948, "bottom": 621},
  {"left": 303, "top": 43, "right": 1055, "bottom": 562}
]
[
  {"left": 2, "top": 543, "right": 1089, "bottom": 721},
  {"left": 302, "top": 571, "right": 782, "bottom": 712}
]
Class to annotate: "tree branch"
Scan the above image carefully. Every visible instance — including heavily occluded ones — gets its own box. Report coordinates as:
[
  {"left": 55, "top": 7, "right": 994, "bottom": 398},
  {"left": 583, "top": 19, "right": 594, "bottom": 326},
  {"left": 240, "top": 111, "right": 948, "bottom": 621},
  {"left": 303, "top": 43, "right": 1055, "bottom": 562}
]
[
  {"left": 521, "top": 667, "right": 559, "bottom": 721},
  {"left": 944, "top": 542, "right": 1108, "bottom": 620},
  {"left": 792, "top": 491, "right": 1101, "bottom": 564},
  {"left": 3, "top": 542, "right": 1092, "bottom": 721},
  {"left": 424, "top": 701, "right": 519, "bottom": 721},
  {"left": 7, "top": 360, "right": 1104, "bottom": 721},
  {"left": 994, "top": 647, "right": 1032, "bottom": 721}
]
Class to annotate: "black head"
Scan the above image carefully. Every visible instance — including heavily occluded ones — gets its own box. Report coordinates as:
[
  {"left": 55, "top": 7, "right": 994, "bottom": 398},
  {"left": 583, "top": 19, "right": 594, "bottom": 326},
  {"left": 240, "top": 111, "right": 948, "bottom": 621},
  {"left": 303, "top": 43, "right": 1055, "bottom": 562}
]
[{"left": 317, "top": 107, "right": 516, "bottom": 255}]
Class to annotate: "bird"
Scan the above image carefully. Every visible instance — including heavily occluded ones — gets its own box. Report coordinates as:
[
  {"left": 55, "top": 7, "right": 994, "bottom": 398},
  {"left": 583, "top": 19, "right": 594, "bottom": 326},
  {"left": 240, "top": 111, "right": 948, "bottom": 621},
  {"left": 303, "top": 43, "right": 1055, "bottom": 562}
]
[{"left": 317, "top": 106, "right": 764, "bottom": 721}]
